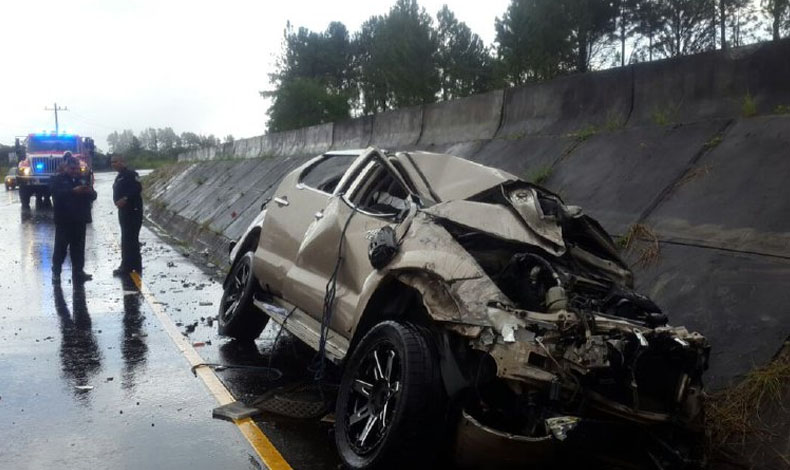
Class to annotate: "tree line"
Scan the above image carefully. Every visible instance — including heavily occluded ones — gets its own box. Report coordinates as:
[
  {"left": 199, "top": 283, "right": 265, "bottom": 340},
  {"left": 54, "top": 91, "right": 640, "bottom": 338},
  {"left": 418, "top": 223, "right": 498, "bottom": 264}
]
[
  {"left": 106, "top": 128, "right": 235, "bottom": 156},
  {"left": 264, "top": 0, "right": 790, "bottom": 132}
]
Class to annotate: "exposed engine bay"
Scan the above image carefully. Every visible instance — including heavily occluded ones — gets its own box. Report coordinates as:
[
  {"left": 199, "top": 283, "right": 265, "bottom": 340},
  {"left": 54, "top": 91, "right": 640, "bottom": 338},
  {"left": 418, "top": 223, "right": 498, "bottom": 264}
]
[{"left": 418, "top": 182, "right": 710, "bottom": 469}]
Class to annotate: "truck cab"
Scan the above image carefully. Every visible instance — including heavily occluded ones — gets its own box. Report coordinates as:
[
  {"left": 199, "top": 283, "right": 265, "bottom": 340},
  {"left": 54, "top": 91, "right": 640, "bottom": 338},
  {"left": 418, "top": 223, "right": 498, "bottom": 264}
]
[{"left": 17, "top": 133, "right": 95, "bottom": 208}]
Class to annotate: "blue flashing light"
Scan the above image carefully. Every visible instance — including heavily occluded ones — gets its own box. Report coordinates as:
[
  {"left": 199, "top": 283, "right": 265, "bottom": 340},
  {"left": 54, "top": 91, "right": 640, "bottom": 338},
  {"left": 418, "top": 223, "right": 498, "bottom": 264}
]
[{"left": 35, "top": 163, "right": 45, "bottom": 171}]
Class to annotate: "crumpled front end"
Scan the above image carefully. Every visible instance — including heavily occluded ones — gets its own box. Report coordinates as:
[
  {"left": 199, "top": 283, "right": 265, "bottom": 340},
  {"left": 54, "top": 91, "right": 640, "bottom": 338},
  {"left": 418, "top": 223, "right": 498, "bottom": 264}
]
[{"left": 402, "top": 181, "right": 710, "bottom": 468}]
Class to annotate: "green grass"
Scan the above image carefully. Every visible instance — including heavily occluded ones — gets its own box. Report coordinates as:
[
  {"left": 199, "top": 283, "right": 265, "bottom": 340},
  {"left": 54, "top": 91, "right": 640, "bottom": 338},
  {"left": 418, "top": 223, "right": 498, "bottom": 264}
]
[
  {"left": 603, "top": 112, "right": 626, "bottom": 132},
  {"left": 703, "top": 134, "right": 724, "bottom": 150},
  {"left": 742, "top": 93, "right": 758, "bottom": 117},
  {"left": 568, "top": 125, "right": 598, "bottom": 141},
  {"left": 651, "top": 108, "right": 672, "bottom": 126},
  {"left": 526, "top": 165, "right": 553, "bottom": 185}
]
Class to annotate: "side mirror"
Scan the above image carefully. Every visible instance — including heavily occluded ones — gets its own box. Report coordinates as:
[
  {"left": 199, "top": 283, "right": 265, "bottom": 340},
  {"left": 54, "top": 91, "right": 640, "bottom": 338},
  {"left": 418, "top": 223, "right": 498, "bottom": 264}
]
[{"left": 368, "top": 225, "right": 399, "bottom": 270}]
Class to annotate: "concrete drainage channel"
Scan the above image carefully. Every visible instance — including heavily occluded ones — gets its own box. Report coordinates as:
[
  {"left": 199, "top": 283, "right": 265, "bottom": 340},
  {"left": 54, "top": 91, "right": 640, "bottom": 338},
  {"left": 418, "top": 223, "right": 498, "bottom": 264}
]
[{"left": 142, "top": 40, "right": 790, "bottom": 470}]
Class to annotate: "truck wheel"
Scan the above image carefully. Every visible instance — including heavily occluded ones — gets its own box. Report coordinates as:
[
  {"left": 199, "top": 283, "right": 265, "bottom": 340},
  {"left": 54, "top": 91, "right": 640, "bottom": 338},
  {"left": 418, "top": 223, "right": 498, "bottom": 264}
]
[
  {"left": 335, "top": 321, "right": 444, "bottom": 470},
  {"left": 218, "top": 251, "right": 268, "bottom": 340}
]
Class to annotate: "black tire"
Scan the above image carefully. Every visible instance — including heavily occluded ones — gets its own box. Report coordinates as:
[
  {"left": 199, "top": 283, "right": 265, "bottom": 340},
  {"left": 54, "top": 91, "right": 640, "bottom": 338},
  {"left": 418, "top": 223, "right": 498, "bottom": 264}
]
[
  {"left": 335, "top": 321, "right": 444, "bottom": 470},
  {"left": 217, "top": 251, "right": 268, "bottom": 340}
]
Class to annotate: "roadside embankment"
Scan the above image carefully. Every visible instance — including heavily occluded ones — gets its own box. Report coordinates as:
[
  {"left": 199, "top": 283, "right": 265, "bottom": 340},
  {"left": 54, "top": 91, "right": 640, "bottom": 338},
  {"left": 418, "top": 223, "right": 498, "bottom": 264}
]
[{"left": 144, "top": 40, "right": 790, "bottom": 392}]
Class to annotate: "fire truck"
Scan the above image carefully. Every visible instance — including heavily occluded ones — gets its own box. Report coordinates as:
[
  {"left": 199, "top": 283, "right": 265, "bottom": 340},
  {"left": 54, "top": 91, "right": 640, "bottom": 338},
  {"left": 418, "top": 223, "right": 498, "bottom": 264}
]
[{"left": 17, "top": 133, "right": 95, "bottom": 207}]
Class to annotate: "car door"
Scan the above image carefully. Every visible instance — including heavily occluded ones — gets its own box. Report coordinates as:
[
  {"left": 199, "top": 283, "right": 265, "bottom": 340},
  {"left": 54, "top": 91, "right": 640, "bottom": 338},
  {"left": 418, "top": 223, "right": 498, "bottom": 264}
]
[
  {"left": 282, "top": 150, "right": 414, "bottom": 337},
  {"left": 253, "top": 154, "right": 357, "bottom": 296}
]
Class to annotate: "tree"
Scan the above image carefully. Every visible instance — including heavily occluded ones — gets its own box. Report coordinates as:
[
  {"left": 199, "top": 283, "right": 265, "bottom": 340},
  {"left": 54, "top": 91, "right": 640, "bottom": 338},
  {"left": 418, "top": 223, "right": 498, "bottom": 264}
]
[
  {"left": 715, "top": 0, "right": 750, "bottom": 50},
  {"left": 355, "top": 15, "right": 389, "bottom": 113},
  {"left": 654, "top": 0, "right": 716, "bottom": 58},
  {"left": 436, "top": 5, "right": 499, "bottom": 100},
  {"left": 263, "top": 21, "right": 354, "bottom": 131},
  {"left": 616, "top": 0, "right": 641, "bottom": 66},
  {"left": 180, "top": 132, "right": 201, "bottom": 150},
  {"left": 564, "top": 0, "right": 620, "bottom": 73},
  {"left": 356, "top": 0, "right": 440, "bottom": 112},
  {"left": 762, "top": 0, "right": 790, "bottom": 40},
  {"left": 265, "top": 77, "right": 351, "bottom": 132},
  {"left": 633, "top": 0, "right": 666, "bottom": 61},
  {"left": 138, "top": 127, "right": 159, "bottom": 152},
  {"left": 107, "top": 130, "right": 139, "bottom": 154},
  {"left": 157, "top": 127, "right": 180, "bottom": 152},
  {"left": 106, "top": 131, "right": 119, "bottom": 153},
  {"left": 224, "top": 135, "right": 235, "bottom": 145},
  {"left": 496, "top": 0, "right": 574, "bottom": 83}
]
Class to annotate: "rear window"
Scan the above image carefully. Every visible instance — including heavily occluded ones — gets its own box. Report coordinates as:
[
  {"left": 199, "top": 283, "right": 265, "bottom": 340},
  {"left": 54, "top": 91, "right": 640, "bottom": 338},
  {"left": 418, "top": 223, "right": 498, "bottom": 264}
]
[{"left": 299, "top": 155, "right": 356, "bottom": 193}]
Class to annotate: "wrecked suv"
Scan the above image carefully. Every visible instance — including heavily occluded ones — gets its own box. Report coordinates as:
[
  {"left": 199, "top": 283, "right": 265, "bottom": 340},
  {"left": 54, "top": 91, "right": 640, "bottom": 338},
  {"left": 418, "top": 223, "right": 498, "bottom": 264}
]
[{"left": 219, "top": 148, "right": 709, "bottom": 469}]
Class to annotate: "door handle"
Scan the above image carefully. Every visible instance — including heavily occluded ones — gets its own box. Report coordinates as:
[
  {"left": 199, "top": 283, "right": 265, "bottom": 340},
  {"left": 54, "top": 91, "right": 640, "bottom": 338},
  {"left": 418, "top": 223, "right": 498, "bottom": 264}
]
[
  {"left": 274, "top": 196, "right": 289, "bottom": 207},
  {"left": 314, "top": 211, "right": 324, "bottom": 220}
]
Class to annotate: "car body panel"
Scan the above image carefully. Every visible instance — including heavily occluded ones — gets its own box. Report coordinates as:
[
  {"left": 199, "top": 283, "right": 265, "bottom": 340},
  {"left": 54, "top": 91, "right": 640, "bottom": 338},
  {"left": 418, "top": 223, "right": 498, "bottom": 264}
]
[
  {"left": 253, "top": 159, "right": 331, "bottom": 295},
  {"left": 228, "top": 146, "right": 709, "bottom": 467},
  {"left": 394, "top": 151, "right": 516, "bottom": 202}
]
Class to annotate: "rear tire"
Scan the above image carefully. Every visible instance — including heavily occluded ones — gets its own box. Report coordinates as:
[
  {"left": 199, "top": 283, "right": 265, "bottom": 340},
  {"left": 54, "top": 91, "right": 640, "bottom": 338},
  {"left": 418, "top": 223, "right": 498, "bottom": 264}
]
[
  {"left": 335, "top": 321, "right": 444, "bottom": 470},
  {"left": 218, "top": 251, "right": 268, "bottom": 340}
]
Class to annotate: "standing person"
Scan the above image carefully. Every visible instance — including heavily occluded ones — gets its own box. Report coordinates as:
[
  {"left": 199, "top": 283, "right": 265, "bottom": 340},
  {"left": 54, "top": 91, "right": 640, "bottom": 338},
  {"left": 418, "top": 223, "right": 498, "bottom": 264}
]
[
  {"left": 111, "top": 155, "right": 143, "bottom": 276},
  {"left": 51, "top": 153, "right": 96, "bottom": 283}
]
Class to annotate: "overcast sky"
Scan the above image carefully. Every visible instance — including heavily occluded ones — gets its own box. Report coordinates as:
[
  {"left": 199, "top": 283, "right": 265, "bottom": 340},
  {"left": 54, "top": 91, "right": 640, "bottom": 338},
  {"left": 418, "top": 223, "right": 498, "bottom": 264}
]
[{"left": 0, "top": 0, "right": 510, "bottom": 150}]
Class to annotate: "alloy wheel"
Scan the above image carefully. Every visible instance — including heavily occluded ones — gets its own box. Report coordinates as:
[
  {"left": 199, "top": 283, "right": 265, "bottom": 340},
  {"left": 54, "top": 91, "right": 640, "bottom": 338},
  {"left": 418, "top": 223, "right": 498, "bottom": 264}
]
[
  {"left": 344, "top": 342, "right": 401, "bottom": 455},
  {"left": 221, "top": 261, "right": 250, "bottom": 322}
]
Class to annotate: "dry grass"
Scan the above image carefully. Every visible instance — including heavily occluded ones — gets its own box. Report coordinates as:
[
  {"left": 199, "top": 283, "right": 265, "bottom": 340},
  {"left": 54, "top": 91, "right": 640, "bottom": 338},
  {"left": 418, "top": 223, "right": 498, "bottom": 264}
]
[
  {"left": 675, "top": 164, "right": 712, "bottom": 189},
  {"left": 619, "top": 223, "right": 661, "bottom": 266},
  {"left": 707, "top": 354, "right": 790, "bottom": 454}
]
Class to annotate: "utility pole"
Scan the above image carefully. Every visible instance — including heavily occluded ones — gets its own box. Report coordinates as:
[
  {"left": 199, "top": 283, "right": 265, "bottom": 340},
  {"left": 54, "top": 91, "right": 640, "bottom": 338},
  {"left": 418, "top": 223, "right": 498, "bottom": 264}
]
[{"left": 44, "top": 103, "right": 68, "bottom": 133}]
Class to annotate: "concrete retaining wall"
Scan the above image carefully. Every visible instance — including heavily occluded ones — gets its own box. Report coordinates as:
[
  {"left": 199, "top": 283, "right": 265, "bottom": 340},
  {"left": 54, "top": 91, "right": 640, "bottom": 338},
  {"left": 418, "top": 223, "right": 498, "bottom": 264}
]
[
  {"left": 370, "top": 106, "right": 423, "bottom": 149},
  {"left": 418, "top": 90, "right": 503, "bottom": 147},
  {"left": 332, "top": 116, "right": 373, "bottom": 150},
  {"left": 152, "top": 39, "right": 790, "bottom": 390},
  {"left": 497, "top": 67, "right": 634, "bottom": 138}
]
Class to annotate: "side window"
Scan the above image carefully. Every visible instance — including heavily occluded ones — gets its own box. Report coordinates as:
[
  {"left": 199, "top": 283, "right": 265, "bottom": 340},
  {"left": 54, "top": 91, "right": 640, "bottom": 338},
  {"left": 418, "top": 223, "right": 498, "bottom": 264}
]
[
  {"left": 350, "top": 162, "right": 409, "bottom": 217},
  {"left": 299, "top": 156, "right": 356, "bottom": 193}
]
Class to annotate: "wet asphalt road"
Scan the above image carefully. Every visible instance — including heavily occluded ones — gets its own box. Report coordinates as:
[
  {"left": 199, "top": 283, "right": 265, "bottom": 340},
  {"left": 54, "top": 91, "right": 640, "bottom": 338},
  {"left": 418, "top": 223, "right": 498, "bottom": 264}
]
[{"left": 0, "top": 172, "right": 339, "bottom": 470}]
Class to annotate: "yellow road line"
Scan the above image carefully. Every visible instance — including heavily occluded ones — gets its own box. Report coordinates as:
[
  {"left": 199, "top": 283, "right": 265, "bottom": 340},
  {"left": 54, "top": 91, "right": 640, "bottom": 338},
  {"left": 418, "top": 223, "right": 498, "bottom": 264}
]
[{"left": 130, "top": 271, "right": 293, "bottom": 470}]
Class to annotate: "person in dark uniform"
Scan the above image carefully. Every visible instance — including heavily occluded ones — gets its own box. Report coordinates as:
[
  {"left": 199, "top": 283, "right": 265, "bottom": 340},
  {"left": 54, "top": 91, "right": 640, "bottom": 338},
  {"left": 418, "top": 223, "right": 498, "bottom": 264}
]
[
  {"left": 51, "top": 153, "right": 97, "bottom": 283},
  {"left": 111, "top": 155, "right": 143, "bottom": 276}
]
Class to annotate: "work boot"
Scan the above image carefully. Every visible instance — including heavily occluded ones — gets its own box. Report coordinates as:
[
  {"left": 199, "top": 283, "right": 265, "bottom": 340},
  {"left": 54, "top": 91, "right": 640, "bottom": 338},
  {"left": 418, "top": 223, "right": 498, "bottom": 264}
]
[{"left": 73, "top": 271, "right": 93, "bottom": 283}]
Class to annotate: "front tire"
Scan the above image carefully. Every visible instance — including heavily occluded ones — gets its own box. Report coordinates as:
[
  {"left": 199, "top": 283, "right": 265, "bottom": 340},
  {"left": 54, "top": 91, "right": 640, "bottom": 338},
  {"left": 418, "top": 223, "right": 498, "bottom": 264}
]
[
  {"left": 218, "top": 251, "right": 268, "bottom": 340},
  {"left": 335, "top": 321, "right": 444, "bottom": 470}
]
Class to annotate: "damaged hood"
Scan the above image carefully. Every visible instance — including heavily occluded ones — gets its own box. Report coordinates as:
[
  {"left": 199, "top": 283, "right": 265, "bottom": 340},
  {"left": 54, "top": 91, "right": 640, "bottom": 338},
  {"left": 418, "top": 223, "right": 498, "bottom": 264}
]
[
  {"left": 396, "top": 151, "right": 516, "bottom": 202},
  {"left": 422, "top": 186, "right": 570, "bottom": 257},
  {"left": 423, "top": 200, "right": 565, "bottom": 256}
]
